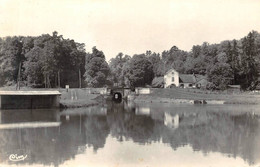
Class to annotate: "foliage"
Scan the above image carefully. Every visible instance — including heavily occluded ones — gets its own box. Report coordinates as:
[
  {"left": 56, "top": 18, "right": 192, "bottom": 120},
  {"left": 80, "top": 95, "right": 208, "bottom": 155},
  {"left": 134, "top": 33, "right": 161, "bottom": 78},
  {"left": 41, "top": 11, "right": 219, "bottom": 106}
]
[
  {"left": 240, "top": 31, "right": 260, "bottom": 90},
  {"left": 151, "top": 77, "right": 164, "bottom": 88},
  {"left": 0, "top": 32, "right": 85, "bottom": 88},
  {"left": 1, "top": 30, "right": 260, "bottom": 90},
  {"left": 208, "top": 62, "right": 233, "bottom": 90},
  {"left": 84, "top": 47, "right": 110, "bottom": 87},
  {"left": 162, "top": 46, "right": 188, "bottom": 74},
  {"left": 123, "top": 54, "right": 154, "bottom": 87},
  {"left": 146, "top": 51, "right": 164, "bottom": 77},
  {"left": 109, "top": 52, "right": 130, "bottom": 87},
  {"left": 0, "top": 36, "right": 25, "bottom": 85}
]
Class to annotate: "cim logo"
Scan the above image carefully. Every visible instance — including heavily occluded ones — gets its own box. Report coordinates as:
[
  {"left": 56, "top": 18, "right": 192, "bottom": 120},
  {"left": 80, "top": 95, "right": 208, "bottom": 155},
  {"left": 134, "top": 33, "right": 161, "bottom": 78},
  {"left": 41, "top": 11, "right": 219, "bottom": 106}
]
[{"left": 9, "top": 154, "right": 28, "bottom": 162}]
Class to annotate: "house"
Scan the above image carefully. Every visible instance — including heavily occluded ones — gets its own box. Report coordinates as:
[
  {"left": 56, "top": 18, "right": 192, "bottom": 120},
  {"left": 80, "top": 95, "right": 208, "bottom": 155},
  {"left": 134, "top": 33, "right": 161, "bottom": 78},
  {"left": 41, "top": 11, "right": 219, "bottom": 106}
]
[
  {"left": 227, "top": 85, "right": 241, "bottom": 94},
  {"left": 179, "top": 74, "right": 196, "bottom": 88},
  {"left": 164, "top": 69, "right": 180, "bottom": 88},
  {"left": 164, "top": 68, "right": 207, "bottom": 88}
]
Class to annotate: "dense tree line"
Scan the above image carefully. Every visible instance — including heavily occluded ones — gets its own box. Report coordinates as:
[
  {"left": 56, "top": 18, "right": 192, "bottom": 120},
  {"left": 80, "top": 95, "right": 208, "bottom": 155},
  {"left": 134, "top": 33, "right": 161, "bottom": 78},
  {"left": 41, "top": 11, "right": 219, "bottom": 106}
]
[
  {"left": 109, "top": 31, "right": 260, "bottom": 90},
  {"left": 0, "top": 32, "right": 86, "bottom": 88},
  {"left": 0, "top": 31, "right": 259, "bottom": 90}
]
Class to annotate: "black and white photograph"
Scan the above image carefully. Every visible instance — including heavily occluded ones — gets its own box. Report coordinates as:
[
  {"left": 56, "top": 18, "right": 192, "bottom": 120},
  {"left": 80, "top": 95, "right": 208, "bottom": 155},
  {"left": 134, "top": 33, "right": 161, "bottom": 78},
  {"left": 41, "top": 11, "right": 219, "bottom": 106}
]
[{"left": 0, "top": 0, "right": 260, "bottom": 166}]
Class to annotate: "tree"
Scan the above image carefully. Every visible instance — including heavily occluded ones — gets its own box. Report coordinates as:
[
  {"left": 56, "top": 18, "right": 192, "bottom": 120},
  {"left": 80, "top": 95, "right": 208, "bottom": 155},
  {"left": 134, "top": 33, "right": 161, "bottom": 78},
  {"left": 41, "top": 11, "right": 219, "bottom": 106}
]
[
  {"left": 161, "top": 46, "right": 188, "bottom": 74},
  {"left": 230, "top": 40, "right": 240, "bottom": 85},
  {"left": 146, "top": 51, "right": 164, "bottom": 77},
  {"left": 84, "top": 47, "right": 110, "bottom": 87},
  {"left": 207, "top": 51, "right": 233, "bottom": 90},
  {"left": 0, "top": 36, "right": 24, "bottom": 86},
  {"left": 240, "top": 31, "right": 259, "bottom": 90},
  {"left": 109, "top": 52, "right": 130, "bottom": 87},
  {"left": 208, "top": 62, "right": 233, "bottom": 90},
  {"left": 123, "top": 54, "right": 154, "bottom": 87},
  {"left": 24, "top": 46, "right": 45, "bottom": 87},
  {"left": 23, "top": 32, "right": 86, "bottom": 88}
]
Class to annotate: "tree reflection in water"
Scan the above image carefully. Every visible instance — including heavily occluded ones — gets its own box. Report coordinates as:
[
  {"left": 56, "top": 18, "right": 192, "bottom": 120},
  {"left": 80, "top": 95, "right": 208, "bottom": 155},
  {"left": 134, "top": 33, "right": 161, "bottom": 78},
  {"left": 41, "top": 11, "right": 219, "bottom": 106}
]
[{"left": 0, "top": 103, "right": 259, "bottom": 166}]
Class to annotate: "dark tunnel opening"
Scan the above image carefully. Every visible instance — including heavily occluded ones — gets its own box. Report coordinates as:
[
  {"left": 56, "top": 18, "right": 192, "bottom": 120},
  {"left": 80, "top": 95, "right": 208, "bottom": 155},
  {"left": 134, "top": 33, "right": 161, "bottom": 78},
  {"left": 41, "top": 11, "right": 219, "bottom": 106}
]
[{"left": 112, "top": 92, "right": 122, "bottom": 102}]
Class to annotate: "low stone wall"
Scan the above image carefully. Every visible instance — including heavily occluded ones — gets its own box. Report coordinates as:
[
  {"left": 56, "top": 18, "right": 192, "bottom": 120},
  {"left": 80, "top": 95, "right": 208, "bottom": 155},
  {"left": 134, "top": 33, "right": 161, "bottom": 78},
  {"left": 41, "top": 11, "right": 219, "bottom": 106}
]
[{"left": 135, "top": 88, "right": 151, "bottom": 94}]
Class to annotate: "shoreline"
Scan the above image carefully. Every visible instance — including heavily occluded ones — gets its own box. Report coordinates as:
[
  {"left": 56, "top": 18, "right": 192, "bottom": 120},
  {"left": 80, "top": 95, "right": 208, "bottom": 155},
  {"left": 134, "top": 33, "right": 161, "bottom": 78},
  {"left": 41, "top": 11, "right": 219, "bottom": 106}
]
[
  {"left": 132, "top": 98, "right": 260, "bottom": 105},
  {"left": 130, "top": 88, "right": 260, "bottom": 105},
  {"left": 59, "top": 89, "right": 106, "bottom": 109},
  {"left": 131, "top": 96, "right": 260, "bottom": 105},
  {"left": 1, "top": 87, "right": 259, "bottom": 108}
]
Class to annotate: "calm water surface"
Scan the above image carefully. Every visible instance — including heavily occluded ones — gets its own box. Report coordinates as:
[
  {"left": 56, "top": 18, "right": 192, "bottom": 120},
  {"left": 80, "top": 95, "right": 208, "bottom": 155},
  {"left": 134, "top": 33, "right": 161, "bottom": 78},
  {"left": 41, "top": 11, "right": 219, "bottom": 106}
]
[{"left": 0, "top": 102, "right": 260, "bottom": 167}]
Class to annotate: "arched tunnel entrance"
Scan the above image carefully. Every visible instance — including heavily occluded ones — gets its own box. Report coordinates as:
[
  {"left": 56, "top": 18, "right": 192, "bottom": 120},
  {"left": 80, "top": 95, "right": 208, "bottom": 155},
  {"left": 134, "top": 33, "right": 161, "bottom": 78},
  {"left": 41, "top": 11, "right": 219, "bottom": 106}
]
[{"left": 112, "top": 92, "right": 122, "bottom": 102}]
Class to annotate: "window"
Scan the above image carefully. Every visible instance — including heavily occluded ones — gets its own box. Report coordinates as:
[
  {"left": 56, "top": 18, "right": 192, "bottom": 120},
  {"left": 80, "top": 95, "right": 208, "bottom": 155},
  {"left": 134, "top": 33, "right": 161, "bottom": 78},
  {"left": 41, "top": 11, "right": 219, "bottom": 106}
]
[
  {"left": 172, "top": 72, "right": 174, "bottom": 75},
  {"left": 172, "top": 77, "right": 174, "bottom": 82}
]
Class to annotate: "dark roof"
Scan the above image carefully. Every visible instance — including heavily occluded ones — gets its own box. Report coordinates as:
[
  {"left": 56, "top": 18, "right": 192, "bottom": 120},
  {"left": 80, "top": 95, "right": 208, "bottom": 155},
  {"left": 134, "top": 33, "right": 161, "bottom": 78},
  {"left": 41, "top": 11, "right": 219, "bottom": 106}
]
[
  {"left": 179, "top": 74, "right": 196, "bottom": 83},
  {"left": 194, "top": 75, "right": 208, "bottom": 83},
  {"left": 194, "top": 74, "right": 207, "bottom": 81}
]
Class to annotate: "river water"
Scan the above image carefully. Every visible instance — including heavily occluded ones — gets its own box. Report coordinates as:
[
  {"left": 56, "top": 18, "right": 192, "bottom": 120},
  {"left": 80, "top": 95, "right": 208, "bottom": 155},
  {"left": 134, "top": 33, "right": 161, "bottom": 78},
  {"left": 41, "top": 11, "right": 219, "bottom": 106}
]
[{"left": 0, "top": 102, "right": 260, "bottom": 167}]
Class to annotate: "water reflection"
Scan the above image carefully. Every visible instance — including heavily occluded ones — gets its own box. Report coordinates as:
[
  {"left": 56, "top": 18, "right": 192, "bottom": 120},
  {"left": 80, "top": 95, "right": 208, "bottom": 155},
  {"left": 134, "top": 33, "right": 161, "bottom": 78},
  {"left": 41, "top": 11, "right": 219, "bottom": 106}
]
[
  {"left": 164, "top": 113, "right": 179, "bottom": 129},
  {"left": 0, "top": 103, "right": 260, "bottom": 166}
]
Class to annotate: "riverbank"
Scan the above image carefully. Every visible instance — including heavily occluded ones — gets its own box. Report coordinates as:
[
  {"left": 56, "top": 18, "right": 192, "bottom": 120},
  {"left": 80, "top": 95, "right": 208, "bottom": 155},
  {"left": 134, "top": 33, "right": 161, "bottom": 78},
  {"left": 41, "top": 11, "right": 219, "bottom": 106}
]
[
  {"left": 0, "top": 86, "right": 104, "bottom": 108},
  {"left": 59, "top": 89, "right": 106, "bottom": 108},
  {"left": 131, "top": 88, "right": 260, "bottom": 105},
  {"left": 1, "top": 86, "right": 260, "bottom": 106}
]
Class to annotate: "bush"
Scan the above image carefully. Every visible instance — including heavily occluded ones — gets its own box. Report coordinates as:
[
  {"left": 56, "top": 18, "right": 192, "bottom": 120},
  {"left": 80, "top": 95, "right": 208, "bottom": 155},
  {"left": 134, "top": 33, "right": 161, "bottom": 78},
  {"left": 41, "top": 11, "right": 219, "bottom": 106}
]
[
  {"left": 151, "top": 77, "right": 164, "bottom": 88},
  {"left": 206, "top": 82, "right": 217, "bottom": 90}
]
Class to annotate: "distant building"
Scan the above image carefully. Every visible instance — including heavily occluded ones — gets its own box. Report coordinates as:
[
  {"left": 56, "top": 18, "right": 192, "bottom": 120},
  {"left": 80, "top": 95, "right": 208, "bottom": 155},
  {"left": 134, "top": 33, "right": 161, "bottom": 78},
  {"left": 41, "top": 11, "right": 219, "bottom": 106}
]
[
  {"left": 179, "top": 74, "right": 196, "bottom": 88},
  {"left": 227, "top": 85, "right": 241, "bottom": 94},
  {"left": 194, "top": 75, "right": 208, "bottom": 89},
  {"left": 164, "top": 69, "right": 180, "bottom": 88},
  {"left": 164, "top": 68, "right": 207, "bottom": 88},
  {"left": 0, "top": 91, "right": 61, "bottom": 109}
]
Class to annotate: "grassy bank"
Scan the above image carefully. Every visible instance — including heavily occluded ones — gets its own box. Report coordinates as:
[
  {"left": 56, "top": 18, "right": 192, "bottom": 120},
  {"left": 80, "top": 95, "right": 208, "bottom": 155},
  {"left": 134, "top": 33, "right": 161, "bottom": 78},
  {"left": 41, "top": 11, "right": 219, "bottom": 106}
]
[
  {"left": 1, "top": 86, "right": 260, "bottom": 106},
  {"left": 59, "top": 89, "right": 105, "bottom": 108},
  {"left": 132, "top": 88, "right": 260, "bottom": 105}
]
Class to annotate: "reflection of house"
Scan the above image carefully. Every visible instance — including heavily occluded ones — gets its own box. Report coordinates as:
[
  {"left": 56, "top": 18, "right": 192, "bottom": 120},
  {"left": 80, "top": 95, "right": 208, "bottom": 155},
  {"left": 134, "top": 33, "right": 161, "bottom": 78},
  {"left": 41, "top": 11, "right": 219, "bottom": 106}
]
[
  {"left": 164, "top": 68, "right": 207, "bottom": 88},
  {"left": 164, "top": 113, "right": 179, "bottom": 129}
]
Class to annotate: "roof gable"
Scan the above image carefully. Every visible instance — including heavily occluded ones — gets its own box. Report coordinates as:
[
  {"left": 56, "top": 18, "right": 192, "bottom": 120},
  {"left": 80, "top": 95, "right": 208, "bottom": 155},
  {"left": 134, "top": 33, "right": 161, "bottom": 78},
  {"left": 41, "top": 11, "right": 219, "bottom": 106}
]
[
  {"left": 194, "top": 75, "right": 208, "bottom": 83},
  {"left": 165, "top": 68, "right": 178, "bottom": 75}
]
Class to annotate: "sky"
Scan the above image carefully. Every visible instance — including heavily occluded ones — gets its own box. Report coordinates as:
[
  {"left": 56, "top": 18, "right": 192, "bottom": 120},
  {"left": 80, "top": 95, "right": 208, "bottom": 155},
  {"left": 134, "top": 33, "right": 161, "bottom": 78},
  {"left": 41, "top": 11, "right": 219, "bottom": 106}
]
[{"left": 0, "top": 0, "right": 260, "bottom": 61}]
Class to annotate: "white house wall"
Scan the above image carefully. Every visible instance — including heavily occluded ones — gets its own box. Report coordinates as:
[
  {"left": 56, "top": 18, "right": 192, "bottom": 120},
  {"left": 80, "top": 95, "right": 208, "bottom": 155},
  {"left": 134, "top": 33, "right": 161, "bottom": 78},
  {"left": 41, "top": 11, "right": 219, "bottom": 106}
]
[{"left": 164, "top": 69, "right": 179, "bottom": 88}]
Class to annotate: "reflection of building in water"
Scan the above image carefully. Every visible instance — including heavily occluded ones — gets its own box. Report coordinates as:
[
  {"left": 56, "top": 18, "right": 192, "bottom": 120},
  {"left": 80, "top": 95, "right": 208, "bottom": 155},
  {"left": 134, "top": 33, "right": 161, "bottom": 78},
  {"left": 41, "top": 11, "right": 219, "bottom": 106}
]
[
  {"left": 0, "top": 109, "right": 60, "bottom": 123},
  {"left": 135, "top": 107, "right": 150, "bottom": 115},
  {"left": 1, "top": 103, "right": 260, "bottom": 166},
  {"left": 164, "top": 113, "right": 179, "bottom": 129}
]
